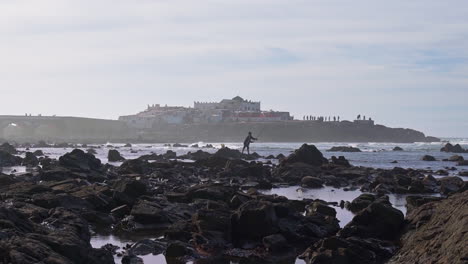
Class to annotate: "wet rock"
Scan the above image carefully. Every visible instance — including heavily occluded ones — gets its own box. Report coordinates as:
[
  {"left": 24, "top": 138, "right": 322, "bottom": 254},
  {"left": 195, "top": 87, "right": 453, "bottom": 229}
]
[
  {"left": 231, "top": 200, "right": 278, "bottom": 244},
  {"left": 124, "top": 143, "right": 132, "bottom": 147},
  {"left": 108, "top": 149, "right": 125, "bottom": 162},
  {"left": 165, "top": 241, "right": 194, "bottom": 258},
  {"left": 440, "top": 143, "right": 467, "bottom": 153},
  {"left": 163, "top": 150, "right": 177, "bottom": 159},
  {"left": 340, "top": 197, "right": 404, "bottom": 240},
  {"left": 59, "top": 149, "right": 102, "bottom": 171},
  {"left": 459, "top": 171, "right": 468, "bottom": 176},
  {"left": 111, "top": 204, "right": 131, "bottom": 219},
  {"left": 122, "top": 254, "right": 143, "bottom": 264},
  {"left": 301, "top": 176, "right": 324, "bottom": 188},
  {"left": 389, "top": 191, "right": 468, "bottom": 264},
  {"left": 393, "top": 146, "right": 404, "bottom": 151},
  {"left": 214, "top": 147, "right": 243, "bottom": 159},
  {"left": 33, "top": 150, "right": 44, "bottom": 156},
  {"left": 129, "top": 239, "right": 165, "bottom": 256},
  {"left": 0, "top": 142, "right": 17, "bottom": 154},
  {"left": 22, "top": 152, "right": 39, "bottom": 167},
  {"left": 0, "top": 173, "right": 16, "bottom": 185},
  {"left": 439, "top": 176, "right": 465, "bottom": 194},
  {"left": 457, "top": 160, "right": 468, "bottom": 166},
  {"left": 405, "top": 195, "right": 443, "bottom": 213},
  {"left": 421, "top": 155, "right": 436, "bottom": 161},
  {"left": 330, "top": 155, "right": 351, "bottom": 167},
  {"left": 327, "top": 146, "right": 362, "bottom": 152},
  {"left": 301, "top": 236, "right": 398, "bottom": 264},
  {"left": 281, "top": 144, "right": 328, "bottom": 166},
  {"left": 307, "top": 202, "right": 337, "bottom": 218},
  {"left": 263, "top": 234, "right": 288, "bottom": 252},
  {"left": 192, "top": 208, "right": 232, "bottom": 253},
  {"left": 180, "top": 150, "right": 212, "bottom": 160},
  {"left": 112, "top": 179, "right": 147, "bottom": 206},
  {"left": 345, "top": 193, "right": 376, "bottom": 213},
  {"left": 0, "top": 150, "right": 22, "bottom": 166},
  {"left": 448, "top": 155, "right": 464, "bottom": 162},
  {"left": 173, "top": 143, "right": 188, "bottom": 148}
]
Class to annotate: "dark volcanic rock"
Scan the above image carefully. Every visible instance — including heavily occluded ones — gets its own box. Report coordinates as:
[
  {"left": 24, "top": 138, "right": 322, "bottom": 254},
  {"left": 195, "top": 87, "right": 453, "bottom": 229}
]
[
  {"left": 345, "top": 193, "right": 376, "bottom": 213},
  {"left": 330, "top": 155, "right": 351, "bottom": 167},
  {"left": 0, "top": 150, "right": 22, "bottom": 167},
  {"left": 22, "top": 152, "right": 39, "bottom": 167},
  {"left": 0, "top": 142, "right": 17, "bottom": 154},
  {"left": 340, "top": 197, "right": 404, "bottom": 240},
  {"left": 389, "top": 191, "right": 468, "bottom": 264},
  {"left": 301, "top": 236, "right": 398, "bottom": 264},
  {"left": 33, "top": 149, "right": 44, "bottom": 156},
  {"left": 440, "top": 143, "right": 467, "bottom": 153},
  {"left": 421, "top": 155, "right": 436, "bottom": 161},
  {"left": 448, "top": 155, "right": 464, "bottom": 162},
  {"left": 214, "top": 147, "right": 243, "bottom": 159},
  {"left": 112, "top": 178, "right": 147, "bottom": 206},
  {"left": 301, "top": 176, "right": 324, "bottom": 188},
  {"left": 108, "top": 149, "right": 125, "bottom": 162},
  {"left": 0, "top": 206, "right": 114, "bottom": 264},
  {"left": 393, "top": 146, "right": 404, "bottom": 151},
  {"left": 281, "top": 144, "right": 328, "bottom": 166},
  {"left": 59, "top": 149, "right": 102, "bottom": 171},
  {"left": 439, "top": 176, "right": 465, "bottom": 194},
  {"left": 327, "top": 146, "right": 362, "bottom": 152},
  {"left": 457, "top": 160, "right": 468, "bottom": 166}
]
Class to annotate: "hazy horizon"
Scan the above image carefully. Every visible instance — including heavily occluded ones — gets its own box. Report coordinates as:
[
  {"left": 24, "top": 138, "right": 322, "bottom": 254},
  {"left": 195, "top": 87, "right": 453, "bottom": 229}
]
[{"left": 1, "top": 1, "right": 467, "bottom": 137}]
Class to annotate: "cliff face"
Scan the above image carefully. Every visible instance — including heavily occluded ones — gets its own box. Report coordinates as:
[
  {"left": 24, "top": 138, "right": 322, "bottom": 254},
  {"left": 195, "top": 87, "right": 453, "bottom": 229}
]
[
  {"left": 389, "top": 191, "right": 468, "bottom": 264},
  {"left": 140, "top": 121, "right": 439, "bottom": 143}
]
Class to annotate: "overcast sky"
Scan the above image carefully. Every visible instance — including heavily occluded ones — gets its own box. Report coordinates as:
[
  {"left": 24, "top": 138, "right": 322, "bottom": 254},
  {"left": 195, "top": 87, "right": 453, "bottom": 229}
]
[{"left": 0, "top": 0, "right": 467, "bottom": 137}]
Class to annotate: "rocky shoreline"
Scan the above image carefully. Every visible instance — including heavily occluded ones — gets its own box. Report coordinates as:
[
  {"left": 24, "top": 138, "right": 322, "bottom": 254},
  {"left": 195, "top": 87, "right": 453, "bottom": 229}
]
[{"left": 0, "top": 143, "right": 466, "bottom": 264}]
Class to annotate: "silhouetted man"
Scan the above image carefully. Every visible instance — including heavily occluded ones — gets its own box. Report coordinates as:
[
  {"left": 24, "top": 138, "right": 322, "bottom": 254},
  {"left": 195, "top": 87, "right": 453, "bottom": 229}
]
[{"left": 242, "top": 131, "right": 258, "bottom": 155}]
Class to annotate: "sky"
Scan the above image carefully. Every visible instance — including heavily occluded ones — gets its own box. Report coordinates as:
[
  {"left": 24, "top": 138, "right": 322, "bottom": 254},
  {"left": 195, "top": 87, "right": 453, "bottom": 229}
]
[{"left": 0, "top": 0, "right": 467, "bottom": 137}]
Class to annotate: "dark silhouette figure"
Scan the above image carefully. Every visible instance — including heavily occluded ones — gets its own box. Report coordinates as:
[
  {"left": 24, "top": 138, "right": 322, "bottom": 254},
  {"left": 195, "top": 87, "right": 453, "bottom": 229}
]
[
  {"left": 242, "top": 132, "right": 258, "bottom": 155},
  {"left": 357, "top": 114, "right": 361, "bottom": 120}
]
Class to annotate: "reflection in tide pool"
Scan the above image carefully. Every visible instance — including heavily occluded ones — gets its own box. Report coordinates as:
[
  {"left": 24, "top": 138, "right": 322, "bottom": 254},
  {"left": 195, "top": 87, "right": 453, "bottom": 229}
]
[{"left": 260, "top": 186, "right": 439, "bottom": 227}]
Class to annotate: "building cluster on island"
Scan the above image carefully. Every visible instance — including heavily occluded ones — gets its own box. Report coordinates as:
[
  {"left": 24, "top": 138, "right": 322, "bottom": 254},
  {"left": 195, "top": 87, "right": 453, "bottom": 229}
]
[{"left": 119, "top": 96, "right": 375, "bottom": 129}]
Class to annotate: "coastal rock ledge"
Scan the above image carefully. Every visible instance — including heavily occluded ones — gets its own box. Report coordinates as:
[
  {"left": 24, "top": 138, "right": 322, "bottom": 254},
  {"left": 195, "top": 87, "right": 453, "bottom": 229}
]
[{"left": 388, "top": 190, "right": 468, "bottom": 264}]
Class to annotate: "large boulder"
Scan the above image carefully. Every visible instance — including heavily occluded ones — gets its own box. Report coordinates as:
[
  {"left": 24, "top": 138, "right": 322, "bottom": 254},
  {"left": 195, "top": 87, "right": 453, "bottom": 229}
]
[
  {"left": 327, "top": 146, "right": 361, "bottom": 152},
  {"left": 59, "top": 149, "right": 102, "bottom": 171},
  {"left": 281, "top": 144, "right": 328, "bottom": 166},
  {"left": 421, "top": 155, "right": 436, "bottom": 161},
  {"left": 439, "top": 176, "right": 465, "bottom": 194},
  {"left": 112, "top": 178, "right": 147, "bottom": 206},
  {"left": 0, "top": 142, "right": 17, "bottom": 154},
  {"left": 301, "top": 176, "right": 324, "bottom": 188},
  {"left": 0, "top": 150, "right": 22, "bottom": 167},
  {"left": 340, "top": 197, "right": 404, "bottom": 240},
  {"left": 214, "top": 147, "right": 243, "bottom": 159},
  {"left": 440, "top": 143, "right": 467, "bottom": 153},
  {"left": 231, "top": 200, "right": 278, "bottom": 244},
  {"left": 22, "top": 152, "right": 39, "bottom": 167},
  {"left": 108, "top": 149, "right": 125, "bottom": 162},
  {"left": 345, "top": 193, "right": 376, "bottom": 213}
]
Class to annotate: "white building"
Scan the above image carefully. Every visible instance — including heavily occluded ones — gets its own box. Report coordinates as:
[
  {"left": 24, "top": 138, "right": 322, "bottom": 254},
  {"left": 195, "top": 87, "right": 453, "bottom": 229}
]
[
  {"left": 194, "top": 96, "right": 261, "bottom": 112},
  {"left": 119, "top": 96, "right": 291, "bottom": 128}
]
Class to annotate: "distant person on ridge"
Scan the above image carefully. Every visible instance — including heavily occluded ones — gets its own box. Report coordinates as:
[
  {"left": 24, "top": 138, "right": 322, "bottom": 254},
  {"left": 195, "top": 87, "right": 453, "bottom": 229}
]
[{"left": 242, "top": 131, "right": 258, "bottom": 155}]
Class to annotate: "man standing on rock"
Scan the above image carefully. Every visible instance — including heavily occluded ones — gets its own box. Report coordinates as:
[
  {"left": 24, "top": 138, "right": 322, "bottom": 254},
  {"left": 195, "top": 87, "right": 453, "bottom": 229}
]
[{"left": 242, "top": 131, "right": 258, "bottom": 155}]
